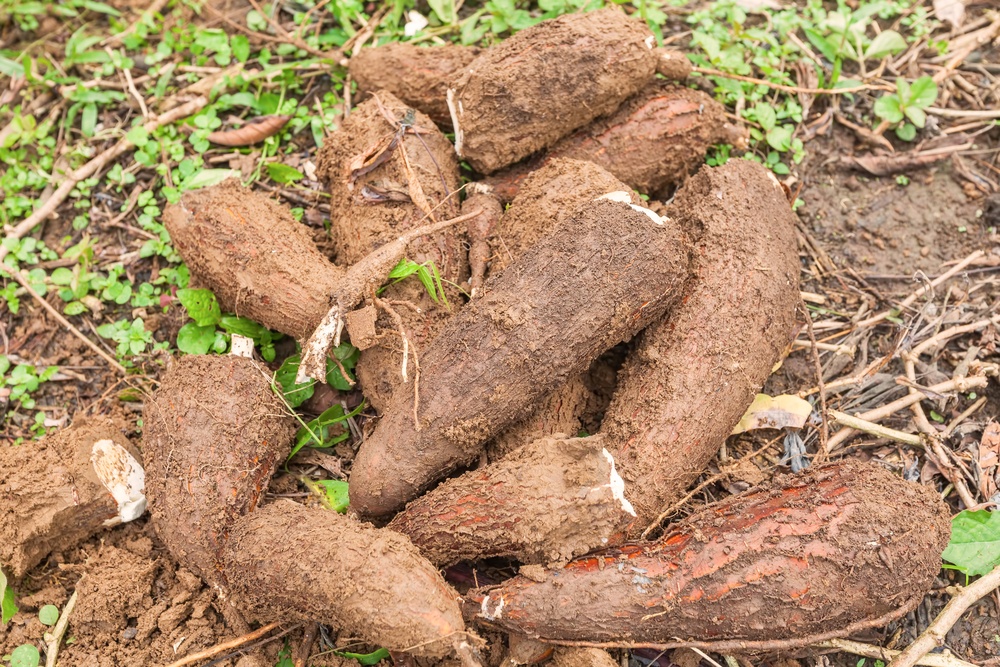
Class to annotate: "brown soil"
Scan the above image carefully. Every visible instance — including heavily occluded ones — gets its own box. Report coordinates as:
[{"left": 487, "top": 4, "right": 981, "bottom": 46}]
[
  {"left": 389, "top": 435, "right": 631, "bottom": 567},
  {"left": 349, "top": 43, "right": 482, "bottom": 129},
  {"left": 224, "top": 500, "right": 466, "bottom": 658},
  {"left": 603, "top": 159, "right": 801, "bottom": 533},
  {"left": 316, "top": 91, "right": 465, "bottom": 411},
  {"left": 142, "top": 354, "right": 296, "bottom": 589},
  {"left": 349, "top": 196, "right": 692, "bottom": 518},
  {"left": 0, "top": 414, "right": 139, "bottom": 577},
  {"left": 164, "top": 180, "right": 342, "bottom": 341},
  {"left": 551, "top": 647, "right": 619, "bottom": 667},
  {"left": 468, "top": 460, "right": 951, "bottom": 645},
  {"left": 448, "top": 8, "right": 657, "bottom": 174}
]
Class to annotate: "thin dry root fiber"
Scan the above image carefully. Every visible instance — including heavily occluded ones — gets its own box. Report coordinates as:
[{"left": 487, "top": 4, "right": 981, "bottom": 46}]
[
  {"left": 0, "top": 416, "right": 139, "bottom": 577},
  {"left": 468, "top": 460, "right": 950, "bottom": 645},
  {"left": 603, "top": 159, "right": 800, "bottom": 534},
  {"left": 463, "top": 185, "right": 504, "bottom": 298},
  {"left": 164, "top": 181, "right": 343, "bottom": 341},
  {"left": 447, "top": 8, "right": 657, "bottom": 173},
  {"left": 142, "top": 354, "right": 296, "bottom": 587},
  {"left": 486, "top": 83, "right": 744, "bottom": 201},
  {"left": 317, "top": 90, "right": 466, "bottom": 411},
  {"left": 349, "top": 43, "right": 482, "bottom": 129},
  {"left": 389, "top": 435, "right": 634, "bottom": 567},
  {"left": 349, "top": 197, "right": 691, "bottom": 518},
  {"left": 223, "top": 500, "right": 468, "bottom": 658}
]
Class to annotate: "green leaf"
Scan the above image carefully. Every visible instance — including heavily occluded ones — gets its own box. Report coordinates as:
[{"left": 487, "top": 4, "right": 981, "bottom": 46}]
[
  {"left": 10, "top": 644, "right": 40, "bottom": 667},
  {"left": 332, "top": 648, "right": 390, "bottom": 666},
  {"left": 126, "top": 126, "right": 149, "bottom": 147},
  {"left": 325, "top": 343, "right": 360, "bottom": 391},
  {"left": 38, "top": 605, "right": 59, "bottom": 626},
  {"left": 904, "top": 105, "right": 927, "bottom": 129},
  {"left": 218, "top": 316, "right": 269, "bottom": 340},
  {"left": 427, "top": 0, "right": 456, "bottom": 23},
  {"left": 177, "top": 288, "right": 222, "bottom": 327},
  {"left": 754, "top": 103, "right": 777, "bottom": 132},
  {"left": 275, "top": 355, "right": 315, "bottom": 408},
  {"left": 231, "top": 35, "right": 250, "bottom": 62},
  {"left": 0, "top": 55, "right": 25, "bottom": 79},
  {"left": 176, "top": 323, "right": 216, "bottom": 355},
  {"left": 895, "top": 122, "right": 916, "bottom": 141},
  {"left": 943, "top": 510, "right": 1000, "bottom": 576},
  {"left": 266, "top": 163, "right": 304, "bottom": 184},
  {"left": 864, "top": 30, "right": 906, "bottom": 60},
  {"left": 804, "top": 27, "right": 838, "bottom": 63},
  {"left": 908, "top": 76, "right": 938, "bottom": 109},
  {"left": 1, "top": 567, "right": 17, "bottom": 625},
  {"left": 873, "top": 95, "right": 903, "bottom": 123},
  {"left": 289, "top": 402, "right": 365, "bottom": 458},
  {"left": 765, "top": 126, "right": 793, "bottom": 152},
  {"left": 181, "top": 169, "right": 238, "bottom": 191},
  {"left": 314, "top": 479, "right": 350, "bottom": 513}
]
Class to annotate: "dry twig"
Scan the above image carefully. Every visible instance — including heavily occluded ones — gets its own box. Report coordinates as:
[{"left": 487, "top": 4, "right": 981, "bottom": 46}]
[{"left": 161, "top": 621, "right": 284, "bottom": 667}]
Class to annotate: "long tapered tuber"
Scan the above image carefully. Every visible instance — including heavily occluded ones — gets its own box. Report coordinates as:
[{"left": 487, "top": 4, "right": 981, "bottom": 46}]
[
  {"left": 469, "top": 460, "right": 951, "bottom": 646},
  {"left": 349, "top": 197, "right": 691, "bottom": 517}
]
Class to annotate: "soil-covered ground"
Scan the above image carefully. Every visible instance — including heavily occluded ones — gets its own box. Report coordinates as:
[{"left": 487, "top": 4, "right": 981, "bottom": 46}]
[{"left": 2, "top": 1, "right": 1000, "bottom": 667}]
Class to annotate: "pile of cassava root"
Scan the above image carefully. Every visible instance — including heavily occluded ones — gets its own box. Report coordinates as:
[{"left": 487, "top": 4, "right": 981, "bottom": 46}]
[{"left": 5, "top": 8, "right": 954, "bottom": 667}]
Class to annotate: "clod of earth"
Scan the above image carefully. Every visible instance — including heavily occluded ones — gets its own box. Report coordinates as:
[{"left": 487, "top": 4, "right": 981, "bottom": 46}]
[
  {"left": 348, "top": 43, "right": 482, "bottom": 129},
  {"left": 389, "top": 159, "right": 800, "bottom": 561},
  {"left": 317, "top": 90, "right": 465, "bottom": 410},
  {"left": 224, "top": 500, "right": 469, "bottom": 658},
  {"left": 485, "top": 83, "right": 745, "bottom": 202},
  {"left": 348, "top": 196, "right": 692, "bottom": 518},
  {"left": 467, "top": 460, "right": 951, "bottom": 646},
  {"left": 0, "top": 415, "right": 140, "bottom": 577},
  {"left": 388, "top": 435, "right": 633, "bottom": 567},
  {"left": 447, "top": 8, "right": 658, "bottom": 174}
]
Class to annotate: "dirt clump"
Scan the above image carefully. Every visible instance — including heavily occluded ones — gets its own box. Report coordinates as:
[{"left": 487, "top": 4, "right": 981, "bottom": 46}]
[
  {"left": 390, "top": 435, "right": 632, "bottom": 566},
  {"left": 469, "top": 460, "right": 951, "bottom": 645},
  {"left": 0, "top": 415, "right": 139, "bottom": 577},
  {"left": 142, "top": 354, "right": 297, "bottom": 588},
  {"left": 164, "top": 180, "right": 342, "bottom": 341},
  {"left": 317, "top": 90, "right": 465, "bottom": 411},
  {"left": 603, "top": 158, "right": 801, "bottom": 533},
  {"left": 349, "top": 43, "right": 482, "bottom": 129},
  {"left": 448, "top": 8, "right": 657, "bottom": 174},
  {"left": 224, "top": 500, "right": 467, "bottom": 658},
  {"left": 349, "top": 197, "right": 692, "bottom": 518}
]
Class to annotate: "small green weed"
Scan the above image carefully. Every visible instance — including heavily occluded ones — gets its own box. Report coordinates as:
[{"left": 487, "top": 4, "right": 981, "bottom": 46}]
[
  {"left": 383, "top": 258, "right": 452, "bottom": 306},
  {"left": 942, "top": 509, "right": 1000, "bottom": 577},
  {"left": 873, "top": 76, "right": 938, "bottom": 141}
]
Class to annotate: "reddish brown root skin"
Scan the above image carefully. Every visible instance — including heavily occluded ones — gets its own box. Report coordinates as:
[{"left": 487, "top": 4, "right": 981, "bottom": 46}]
[
  {"left": 349, "top": 43, "right": 481, "bottom": 129},
  {"left": 142, "top": 354, "right": 296, "bottom": 586},
  {"left": 604, "top": 159, "right": 802, "bottom": 534},
  {"left": 486, "top": 83, "right": 744, "bottom": 202},
  {"left": 468, "top": 460, "right": 950, "bottom": 645},
  {"left": 0, "top": 416, "right": 138, "bottom": 577},
  {"left": 349, "top": 198, "right": 691, "bottom": 518},
  {"left": 164, "top": 181, "right": 342, "bottom": 341},
  {"left": 450, "top": 8, "right": 657, "bottom": 173},
  {"left": 388, "top": 435, "right": 630, "bottom": 567},
  {"left": 224, "top": 500, "right": 467, "bottom": 658}
]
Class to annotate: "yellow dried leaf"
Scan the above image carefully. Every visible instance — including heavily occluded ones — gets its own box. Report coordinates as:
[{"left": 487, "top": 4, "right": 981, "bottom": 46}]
[{"left": 732, "top": 393, "right": 813, "bottom": 434}]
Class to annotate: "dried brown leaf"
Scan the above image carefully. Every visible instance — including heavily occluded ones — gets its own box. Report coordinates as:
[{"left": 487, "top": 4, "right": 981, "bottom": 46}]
[
  {"left": 977, "top": 421, "right": 1000, "bottom": 499},
  {"left": 206, "top": 114, "right": 291, "bottom": 147},
  {"left": 345, "top": 132, "right": 401, "bottom": 192}
]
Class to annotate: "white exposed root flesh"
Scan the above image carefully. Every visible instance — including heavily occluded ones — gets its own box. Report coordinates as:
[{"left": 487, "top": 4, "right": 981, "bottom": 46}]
[
  {"left": 596, "top": 191, "right": 669, "bottom": 225},
  {"left": 91, "top": 439, "right": 147, "bottom": 523},
  {"left": 447, "top": 88, "right": 463, "bottom": 157},
  {"left": 480, "top": 594, "right": 505, "bottom": 621},
  {"left": 602, "top": 448, "right": 637, "bottom": 517}
]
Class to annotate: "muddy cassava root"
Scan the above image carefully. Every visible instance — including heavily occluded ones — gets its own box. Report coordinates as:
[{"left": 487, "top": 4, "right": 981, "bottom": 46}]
[
  {"left": 390, "top": 160, "right": 800, "bottom": 562},
  {"left": 468, "top": 460, "right": 950, "bottom": 646},
  {"left": 143, "top": 355, "right": 471, "bottom": 659},
  {"left": 349, "top": 197, "right": 691, "bottom": 517},
  {"left": 447, "top": 8, "right": 658, "bottom": 173}
]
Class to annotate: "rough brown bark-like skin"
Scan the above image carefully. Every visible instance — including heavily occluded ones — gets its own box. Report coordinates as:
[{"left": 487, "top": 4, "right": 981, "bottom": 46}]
[
  {"left": 317, "top": 91, "right": 465, "bottom": 412},
  {"left": 142, "top": 355, "right": 296, "bottom": 587},
  {"left": 224, "top": 500, "right": 466, "bottom": 658},
  {"left": 484, "top": 376, "right": 592, "bottom": 461},
  {"left": 389, "top": 436, "right": 631, "bottom": 566},
  {"left": 654, "top": 49, "right": 693, "bottom": 80},
  {"left": 0, "top": 416, "right": 138, "bottom": 577},
  {"left": 349, "top": 43, "right": 481, "bottom": 129},
  {"left": 448, "top": 8, "right": 657, "bottom": 174},
  {"left": 604, "top": 159, "right": 800, "bottom": 534},
  {"left": 469, "top": 461, "right": 951, "bottom": 645},
  {"left": 490, "top": 158, "right": 638, "bottom": 273},
  {"left": 485, "top": 84, "right": 743, "bottom": 201},
  {"left": 164, "top": 181, "right": 342, "bottom": 341},
  {"left": 349, "top": 198, "right": 691, "bottom": 518}
]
